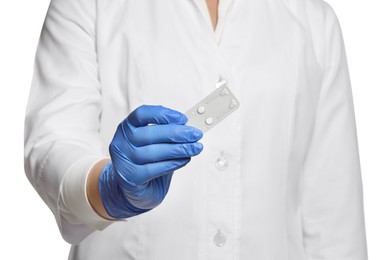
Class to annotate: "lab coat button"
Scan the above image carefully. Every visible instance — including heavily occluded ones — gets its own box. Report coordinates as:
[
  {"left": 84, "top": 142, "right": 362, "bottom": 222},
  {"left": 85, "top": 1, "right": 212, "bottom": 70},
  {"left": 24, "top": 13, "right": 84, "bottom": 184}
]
[
  {"left": 216, "top": 79, "right": 228, "bottom": 88},
  {"left": 213, "top": 230, "right": 226, "bottom": 247},
  {"left": 215, "top": 152, "right": 228, "bottom": 171}
]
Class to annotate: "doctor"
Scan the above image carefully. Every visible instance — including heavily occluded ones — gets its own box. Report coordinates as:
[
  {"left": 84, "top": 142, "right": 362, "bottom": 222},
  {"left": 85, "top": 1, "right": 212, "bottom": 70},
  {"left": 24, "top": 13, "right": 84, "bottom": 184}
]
[{"left": 25, "top": 0, "right": 368, "bottom": 259}]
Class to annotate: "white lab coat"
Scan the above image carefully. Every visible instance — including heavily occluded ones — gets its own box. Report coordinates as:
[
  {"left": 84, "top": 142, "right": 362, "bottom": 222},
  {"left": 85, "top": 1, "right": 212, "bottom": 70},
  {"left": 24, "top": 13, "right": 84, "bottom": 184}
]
[{"left": 24, "top": 0, "right": 368, "bottom": 259}]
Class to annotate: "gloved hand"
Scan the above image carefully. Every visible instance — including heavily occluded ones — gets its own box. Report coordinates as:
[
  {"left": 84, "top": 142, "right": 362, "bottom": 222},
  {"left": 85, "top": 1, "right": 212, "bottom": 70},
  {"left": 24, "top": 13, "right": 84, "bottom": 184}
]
[{"left": 99, "top": 105, "right": 203, "bottom": 219}]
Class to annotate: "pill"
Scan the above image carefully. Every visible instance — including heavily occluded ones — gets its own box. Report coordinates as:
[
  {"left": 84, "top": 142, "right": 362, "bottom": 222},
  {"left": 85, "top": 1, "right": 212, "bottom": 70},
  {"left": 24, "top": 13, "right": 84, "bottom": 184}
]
[
  {"left": 197, "top": 106, "right": 205, "bottom": 114},
  {"left": 205, "top": 117, "right": 213, "bottom": 125}
]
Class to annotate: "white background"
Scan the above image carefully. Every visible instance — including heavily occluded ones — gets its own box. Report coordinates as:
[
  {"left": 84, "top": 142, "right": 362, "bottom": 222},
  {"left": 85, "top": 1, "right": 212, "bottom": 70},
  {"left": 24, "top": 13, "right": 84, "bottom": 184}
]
[{"left": 0, "top": 0, "right": 388, "bottom": 259}]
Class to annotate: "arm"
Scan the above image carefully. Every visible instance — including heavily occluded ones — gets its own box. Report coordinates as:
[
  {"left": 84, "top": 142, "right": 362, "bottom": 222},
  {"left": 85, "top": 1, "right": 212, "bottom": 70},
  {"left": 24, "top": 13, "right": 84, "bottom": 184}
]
[
  {"left": 86, "top": 158, "right": 113, "bottom": 220},
  {"left": 301, "top": 3, "right": 368, "bottom": 259},
  {"left": 24, "top": 0, "right": 114, "bottom": 244},
  {"left": 25, "top": 0, "right": 203, "bottom": 244}
]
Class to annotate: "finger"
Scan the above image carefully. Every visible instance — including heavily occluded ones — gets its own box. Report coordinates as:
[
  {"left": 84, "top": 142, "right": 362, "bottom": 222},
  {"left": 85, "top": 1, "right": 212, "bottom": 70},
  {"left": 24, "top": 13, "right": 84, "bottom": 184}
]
[
  {"left": 118, "top": 158, "right": 191, "bottom": 185},
  {"left": 130, "top": 124, "right": 203, "bottom": 146},
  {"left": 124, "top": 174, "right": 174, "bottom": 209},
  {"left": 127, "top": 105, "right": 188, "bottom": 127},
  {"left": 138, "top": 158, "right": 192, "bottom": 184},
  {"left": 131, "top": 142, "right": 203, "bottom": 164}
]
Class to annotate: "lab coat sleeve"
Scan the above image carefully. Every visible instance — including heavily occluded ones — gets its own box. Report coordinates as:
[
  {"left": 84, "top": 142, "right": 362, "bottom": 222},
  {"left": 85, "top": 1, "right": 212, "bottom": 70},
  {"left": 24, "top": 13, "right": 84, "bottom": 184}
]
[
  {"left": 24, "top": 0, "right": 115, "bottom": 244},
  {"left": 301, "top": 3, "right": 368, "bottom": 259}
]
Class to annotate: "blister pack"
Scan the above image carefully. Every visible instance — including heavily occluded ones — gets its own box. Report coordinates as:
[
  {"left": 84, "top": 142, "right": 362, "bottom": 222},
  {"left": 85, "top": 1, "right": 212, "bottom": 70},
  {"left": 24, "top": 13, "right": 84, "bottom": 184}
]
[{"left": 185, "top": 81, "right": 240, "bottom": 133}]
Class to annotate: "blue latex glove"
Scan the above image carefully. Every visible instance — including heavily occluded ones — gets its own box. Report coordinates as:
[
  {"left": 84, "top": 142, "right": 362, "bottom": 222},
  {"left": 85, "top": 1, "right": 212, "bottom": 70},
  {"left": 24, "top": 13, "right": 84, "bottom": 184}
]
[{"left": 99, "top": 105, "right": 203, "bottom": 219}]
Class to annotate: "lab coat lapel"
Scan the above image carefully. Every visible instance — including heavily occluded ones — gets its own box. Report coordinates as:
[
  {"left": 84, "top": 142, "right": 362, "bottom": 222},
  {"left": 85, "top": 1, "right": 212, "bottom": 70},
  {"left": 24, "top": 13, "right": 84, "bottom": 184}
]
[
  {"left": 190, "top": 0, "right": 233, "bottom": 44},
  {"left": 192, "top": 0, "right": 214, "bottom": 32}
]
